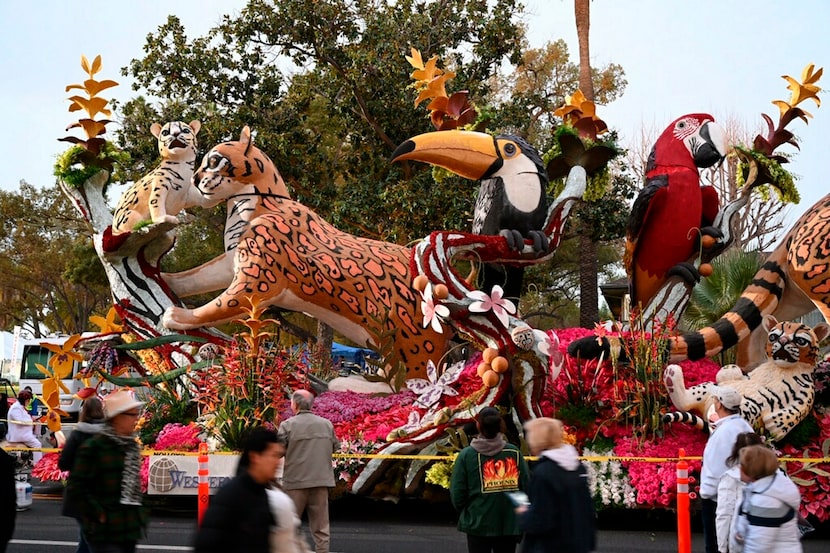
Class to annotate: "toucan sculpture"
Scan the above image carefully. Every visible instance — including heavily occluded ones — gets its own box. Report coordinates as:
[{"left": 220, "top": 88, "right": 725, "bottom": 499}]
[{"left": 392, "top": 130, "right": 549, "bottom": 301}]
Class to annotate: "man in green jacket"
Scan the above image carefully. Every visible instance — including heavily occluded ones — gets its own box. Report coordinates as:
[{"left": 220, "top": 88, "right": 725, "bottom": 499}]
[
  {"left": 450, "top": 406, "right": 530, "bottom": 553},
  {"left": 66, "top": 389, "right": 147, "bottom": 553}
]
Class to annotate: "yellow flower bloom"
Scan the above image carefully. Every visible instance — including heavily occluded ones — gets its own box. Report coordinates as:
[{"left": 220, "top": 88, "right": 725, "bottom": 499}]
[
  {"left": 42, "top": 335, "right": 83, "bottom": 379},
  {"left": 89, "top": 307, "right": 123, "bottom": 333}
]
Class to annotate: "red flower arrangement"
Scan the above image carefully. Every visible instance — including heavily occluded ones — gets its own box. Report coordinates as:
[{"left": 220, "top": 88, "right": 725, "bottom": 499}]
[
  {"left": 32, "top": 452, "right": 68, "bottom": 483},
  {"left": 780, "top": 410, "right": 830, "bottom": 520}
]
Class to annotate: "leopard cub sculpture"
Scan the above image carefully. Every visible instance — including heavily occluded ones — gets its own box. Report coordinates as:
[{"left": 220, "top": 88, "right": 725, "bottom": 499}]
[
  {"left": 662, "top": 315, "right": 829, "bottom": 441},
  {"left": 112, "top": 120, "right": 215, "bottom": 236}
]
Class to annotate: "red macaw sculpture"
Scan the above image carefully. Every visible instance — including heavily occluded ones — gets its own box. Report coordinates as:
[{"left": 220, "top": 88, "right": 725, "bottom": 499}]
[{"left": 625, "top": 113, "right": 727, "bottom": 311}]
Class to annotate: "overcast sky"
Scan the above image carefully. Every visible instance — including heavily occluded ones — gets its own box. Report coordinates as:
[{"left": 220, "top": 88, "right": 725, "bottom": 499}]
[{"left": 1, "top": 0, "right": 828, "bottom": 229}]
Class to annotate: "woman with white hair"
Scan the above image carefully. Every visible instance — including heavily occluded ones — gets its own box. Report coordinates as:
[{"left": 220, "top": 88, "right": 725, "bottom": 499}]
[{"left": 515, "top": 418, "right": 595, "bottom": 553}]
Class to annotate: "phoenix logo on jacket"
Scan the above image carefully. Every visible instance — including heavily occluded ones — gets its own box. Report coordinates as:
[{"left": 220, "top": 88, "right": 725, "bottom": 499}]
[{"left": 479, "top": 453, "right": 521, "bottom": 492}]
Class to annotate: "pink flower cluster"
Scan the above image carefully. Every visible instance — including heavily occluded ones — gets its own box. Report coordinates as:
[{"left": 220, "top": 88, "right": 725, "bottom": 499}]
[
  {"left": 153, "top": 422, "right": 202, "bottom": 452},
  {"left": 314, "top": 390, "right": 417, "bottom": 442},
  {"left": 314, "top": 390, "right": 416, "bottom": 422},
  {"left": 140, "top": 456, "right": 149, "bottom": 493},
  {"left": 614, "top": 426, "right": 706, "bottom": 507}
]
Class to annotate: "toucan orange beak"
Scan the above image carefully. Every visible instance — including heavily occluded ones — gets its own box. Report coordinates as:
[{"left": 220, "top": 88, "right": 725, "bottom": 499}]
[{"left": 391, "top": 130, "right": 500, "bottom": 180}]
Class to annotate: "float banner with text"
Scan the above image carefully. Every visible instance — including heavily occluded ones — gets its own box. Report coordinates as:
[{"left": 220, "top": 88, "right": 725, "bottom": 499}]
[{"left": 148, "top": 453, "right": 239, "bottom": 495}]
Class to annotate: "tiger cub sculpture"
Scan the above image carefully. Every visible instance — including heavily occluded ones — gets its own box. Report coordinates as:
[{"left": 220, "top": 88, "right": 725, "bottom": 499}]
[
  {"left": 662, "top": 315, "right": 829, "bottom": 440},
  {"left": 112, "top": 120, "right": 214, "bottom": 235}
]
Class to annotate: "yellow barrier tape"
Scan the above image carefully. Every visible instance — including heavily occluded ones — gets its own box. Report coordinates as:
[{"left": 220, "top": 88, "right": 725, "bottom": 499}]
[
  {"left": 0, "top": 418, "right": 41, "bottom": 426},
  {"left": 3, "top": 446, "right": 829, "bottom": 464}
]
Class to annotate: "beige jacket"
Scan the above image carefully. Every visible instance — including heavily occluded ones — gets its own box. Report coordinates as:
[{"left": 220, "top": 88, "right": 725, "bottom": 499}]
[{"left": 278, "top": 410, "right": 340, "bottom": 490}]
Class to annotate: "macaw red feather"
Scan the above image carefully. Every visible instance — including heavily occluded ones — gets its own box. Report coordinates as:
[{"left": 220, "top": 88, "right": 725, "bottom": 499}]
[{"left": 625, "top": 114, "right": 721, "bottom": 308}]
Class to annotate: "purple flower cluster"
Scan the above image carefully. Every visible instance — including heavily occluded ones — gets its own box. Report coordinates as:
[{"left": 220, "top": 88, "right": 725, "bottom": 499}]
[{"left": 313, "top": 389, "right": 417, "bottom": 424}]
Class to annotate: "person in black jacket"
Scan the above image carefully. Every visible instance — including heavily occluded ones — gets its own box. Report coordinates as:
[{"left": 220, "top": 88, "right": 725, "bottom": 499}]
[
  {"left": 0, "top": 446, "right": 16, "bottom": 553},
  {"left": 194, "top": 426, "right": 283, "bottom": 553},
  {"left": 515, "top": 418, "right": 596, "bottom": 553},
  {"left": 59, "top": 397, "right": 105, "bottom": 553}
]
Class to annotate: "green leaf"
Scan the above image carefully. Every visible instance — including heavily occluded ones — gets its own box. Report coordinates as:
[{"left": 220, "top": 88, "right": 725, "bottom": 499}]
[{"left": 114, "top": 333, "right": 209, "bottom": 350}]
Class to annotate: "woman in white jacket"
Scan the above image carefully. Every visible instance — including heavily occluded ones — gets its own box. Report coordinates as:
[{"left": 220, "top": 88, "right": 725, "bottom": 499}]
[
  {"left": 6, "top": 390, "right": 42, "bottom": 464},
  {"left": 716, "top": 432, "right": 763, "bottom": 553},
  {"left": 730, "top": 445, "right": 802, "bottom": 553}
]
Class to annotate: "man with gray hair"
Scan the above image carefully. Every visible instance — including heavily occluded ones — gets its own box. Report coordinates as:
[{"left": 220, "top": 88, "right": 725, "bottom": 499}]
[
  {"left": 278, "top": 389, "right": 340, "bottom": 553},
  {"left": 699, "top": 386, "right": 753, "bottom": 553}
]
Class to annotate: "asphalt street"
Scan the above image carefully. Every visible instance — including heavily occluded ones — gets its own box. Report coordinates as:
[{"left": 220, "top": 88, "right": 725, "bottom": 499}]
[{"left": 8, "top": 494, "right": 829, "bottom": 552}]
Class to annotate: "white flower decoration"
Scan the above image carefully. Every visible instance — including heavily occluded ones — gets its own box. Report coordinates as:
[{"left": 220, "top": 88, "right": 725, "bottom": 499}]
[
  {"left": 396, "top": 409, "right": 424, "bottom": 436},
  {"left": 420, "top": 283, "right": 449, "bottom": 333},
  {"left": 406, "top": 360, "right": 461, "bottom": 409},
  {"left": 533, "top": 329, "right": 552, "bottom": 357},
  {"left": 466, "top": 284, "right": 516, "bottom": 328},
  {"left": 540, "top": 329, "right": 564, "bottom": 380}
]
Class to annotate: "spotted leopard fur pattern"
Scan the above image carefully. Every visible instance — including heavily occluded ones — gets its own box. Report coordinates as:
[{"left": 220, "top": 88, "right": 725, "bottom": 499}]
[
  {"left": 162, "top": 126, "right": 447, "bottom": 378},
  {"left": 662, "top": 315, "right": 829, "bottom": 440}
]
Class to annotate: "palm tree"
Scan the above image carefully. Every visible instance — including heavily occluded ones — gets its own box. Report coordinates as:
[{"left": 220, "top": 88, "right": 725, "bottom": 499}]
[
  {"left": 574, "top": 0, "right": 600, "bottom": 327},
  {"left": 682, "top": 248, "right": 763, "bottom": 365}
]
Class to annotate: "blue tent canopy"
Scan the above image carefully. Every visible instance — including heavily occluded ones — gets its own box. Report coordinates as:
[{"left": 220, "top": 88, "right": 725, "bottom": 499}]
[
  {"left": 293, "top": 342, "right": 379, "bottom": 371},
  {"left": 330, "top": 342, "right": 379, "bottom": 370}
]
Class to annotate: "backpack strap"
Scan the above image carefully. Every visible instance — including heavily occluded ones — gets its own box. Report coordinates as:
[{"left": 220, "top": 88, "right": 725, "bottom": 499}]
[
  {"left": 746, "top": 506, "right": 795, "bottom": 528},
  {"left": 739, "top": 472, "right": 796, "bottom": 528}
]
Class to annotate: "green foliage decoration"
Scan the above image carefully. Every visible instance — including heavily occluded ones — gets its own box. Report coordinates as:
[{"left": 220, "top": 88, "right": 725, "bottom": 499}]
[
  {"left": 53, "top": 143, "right": 130, "bottom": 188},
  {"left": 733, "top": 145, "right": 799, "bottom": 203},
  {"left": 778, "top": 416, "right": 821, "bottom": 450},
  {"left": 137, "top": 379, "right": 199, "bottom": 446}
]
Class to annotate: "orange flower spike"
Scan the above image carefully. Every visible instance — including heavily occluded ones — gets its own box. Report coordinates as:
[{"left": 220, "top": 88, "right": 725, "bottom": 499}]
[
  {"left": 42, "top": 335, "right": 84, "bottom": 379},
  {"left": 233, "top": 297, "right": 279, "bottom": 352},
  {"left": 81, "top": 54, "right": 103, "bottom": 77},
  {"left": 577, "top": 98, "right": 597, "bottom": 119},
  {"left": 774, "top": 64, "right": 823, "bottom": 119},
  {"left": 66, "top": 96, "right": 112, "bottom": 120},
  {"left": 554, "top": 90, "right": 588, "bottom": 120},
  {"left": 553, "top": 103, "right": 581, "bottom": 121},
  {"left": 80, "top": 78, "right": 119, "bottom": 97},
  {"left": 37, "top": 363, "right": 70, "bottom": 434},
  {"left": 45, "top": 409, "right": 67, "bottom": 433},
  {"left": 414, "top": 74, "right": 452, "bottom": 107}
]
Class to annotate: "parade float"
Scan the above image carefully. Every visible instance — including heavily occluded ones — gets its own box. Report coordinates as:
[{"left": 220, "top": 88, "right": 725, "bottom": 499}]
[{"left": 28, "top": 52, "right": 830, "bottom": 525}]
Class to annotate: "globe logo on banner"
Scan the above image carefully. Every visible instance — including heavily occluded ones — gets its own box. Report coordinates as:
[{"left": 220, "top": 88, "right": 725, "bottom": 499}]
[{"left": 149, "top": 457, "right": 179, "bottom": 493}]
